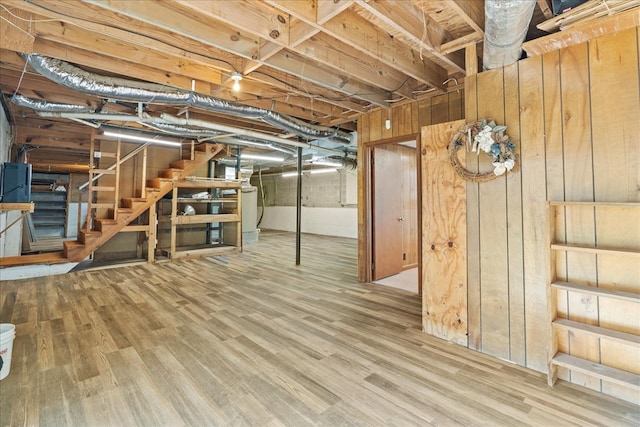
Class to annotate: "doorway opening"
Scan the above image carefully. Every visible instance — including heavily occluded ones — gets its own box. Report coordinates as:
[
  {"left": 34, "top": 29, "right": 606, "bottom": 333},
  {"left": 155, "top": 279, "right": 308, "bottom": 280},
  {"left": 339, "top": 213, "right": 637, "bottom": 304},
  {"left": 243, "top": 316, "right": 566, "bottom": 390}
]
[{"left": 370, "top": 139, "right": 419, "bottom": 294}]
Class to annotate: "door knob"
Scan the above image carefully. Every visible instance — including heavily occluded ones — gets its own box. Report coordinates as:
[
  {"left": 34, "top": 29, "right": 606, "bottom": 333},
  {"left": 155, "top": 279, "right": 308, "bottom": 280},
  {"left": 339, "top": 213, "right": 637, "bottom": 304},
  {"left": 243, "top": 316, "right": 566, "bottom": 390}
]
[{"left": 397, "top": 217, "right": 404, "bottom": 222}]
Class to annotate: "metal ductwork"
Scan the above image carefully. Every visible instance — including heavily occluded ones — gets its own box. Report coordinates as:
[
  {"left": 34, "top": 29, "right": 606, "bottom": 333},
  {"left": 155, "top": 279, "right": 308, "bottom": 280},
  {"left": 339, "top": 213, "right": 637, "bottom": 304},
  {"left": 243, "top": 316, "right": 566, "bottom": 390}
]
[
  {"left": 11, "top": 95, "right": 354, "bottom": 160},
  {"left": 483, "top": 0, "right": 536, "bottom": 70},
  {"left": 23, "top": 54, "right": 353, "bottom": 144},
  {"left": 11, "top": 94, "right": 95, "bottom": 113}
]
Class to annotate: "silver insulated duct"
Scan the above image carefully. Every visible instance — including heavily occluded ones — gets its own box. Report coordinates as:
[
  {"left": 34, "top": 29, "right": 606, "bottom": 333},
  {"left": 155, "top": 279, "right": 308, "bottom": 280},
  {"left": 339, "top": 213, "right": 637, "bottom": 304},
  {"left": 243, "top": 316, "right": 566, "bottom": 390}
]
[
  {"left": 24, "top": 54, "right": 353, "bottom": 145},
  {"left": 483, "top": 0, "right": 536, "bottom": 70}
]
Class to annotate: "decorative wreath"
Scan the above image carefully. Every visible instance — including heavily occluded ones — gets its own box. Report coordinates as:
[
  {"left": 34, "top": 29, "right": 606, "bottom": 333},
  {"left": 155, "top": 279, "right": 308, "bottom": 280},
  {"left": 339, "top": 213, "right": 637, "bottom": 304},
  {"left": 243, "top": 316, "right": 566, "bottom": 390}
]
[{"left": 448, "top": 119, "right": 519, "bottom": 183}]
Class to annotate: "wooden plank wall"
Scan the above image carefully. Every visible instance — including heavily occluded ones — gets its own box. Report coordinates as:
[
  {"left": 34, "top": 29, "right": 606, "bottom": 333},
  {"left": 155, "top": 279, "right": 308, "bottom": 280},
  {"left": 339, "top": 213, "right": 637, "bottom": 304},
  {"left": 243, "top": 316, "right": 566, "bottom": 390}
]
[
  {"left": 357, "top": 91, "right": 465, "bottom": 282},
  {"left": 466, "top": 27, "right": 640, "bottom": 403}
]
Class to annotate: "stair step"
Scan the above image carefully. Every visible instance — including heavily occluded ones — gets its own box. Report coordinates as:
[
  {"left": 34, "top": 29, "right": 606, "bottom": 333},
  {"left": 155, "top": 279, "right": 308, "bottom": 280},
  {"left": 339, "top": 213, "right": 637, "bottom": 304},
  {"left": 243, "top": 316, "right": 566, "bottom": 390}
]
[
  {"left": 147, "top": 177, "right": 173, "bottom": 189},
  {"left": 551, "top": 352, "right": 640, "bottom": 390},
  {"left": 121, "top": 198, "right": 147, "bottom": 208},
  {"left": 170, "top": 159, "right": 192, "bottom": 169},
  {"left": 94, "top": 218, "right": 117, "bottom": 231},
  {"left": 107, "top": 208, "right": 133, "bottom": 217},
  {"left": 159, "top": 168, "right": 185, "bottom": 178},
  {"left": 79, "top": 230, "right": 102, "bottom": 244},
  {"left": 91, "top": 203, "right": 115, "bottom": 209},
  {"left": 63, "top": 240, "right": 85, "bottom": 260},
  {"left": 0, "top": 251, "right": 67, "bottom": 267}
]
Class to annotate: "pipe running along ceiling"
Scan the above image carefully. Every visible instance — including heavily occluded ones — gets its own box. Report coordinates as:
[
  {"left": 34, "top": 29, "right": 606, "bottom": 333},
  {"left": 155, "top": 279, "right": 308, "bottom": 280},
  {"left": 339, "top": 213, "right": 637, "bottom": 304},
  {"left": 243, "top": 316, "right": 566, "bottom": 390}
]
[{"left": 13, "top": 54, "right": 356, "bottom": 165}]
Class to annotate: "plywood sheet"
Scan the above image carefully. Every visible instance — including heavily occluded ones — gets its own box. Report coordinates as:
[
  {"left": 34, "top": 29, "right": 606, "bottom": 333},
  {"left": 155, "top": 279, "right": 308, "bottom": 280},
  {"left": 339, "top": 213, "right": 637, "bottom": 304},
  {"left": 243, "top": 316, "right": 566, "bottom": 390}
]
[{"left": 421, "top": 119, "right": 467, "bottom": 345}]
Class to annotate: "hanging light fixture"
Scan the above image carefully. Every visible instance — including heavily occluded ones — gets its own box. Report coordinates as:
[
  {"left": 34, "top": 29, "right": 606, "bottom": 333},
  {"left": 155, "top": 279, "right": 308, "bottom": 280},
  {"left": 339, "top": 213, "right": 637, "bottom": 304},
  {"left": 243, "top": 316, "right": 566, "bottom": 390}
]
[{"left": 231, "top": 71, "right": 243, "bottom": 91}]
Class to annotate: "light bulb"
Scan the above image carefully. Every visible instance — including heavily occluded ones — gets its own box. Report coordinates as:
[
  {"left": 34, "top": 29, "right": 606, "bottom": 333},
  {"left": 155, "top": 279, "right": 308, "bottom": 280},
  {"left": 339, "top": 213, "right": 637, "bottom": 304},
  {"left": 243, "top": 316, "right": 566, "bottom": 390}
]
[{"left": 231, "top": 71, "right": 243, "bottom": 92}]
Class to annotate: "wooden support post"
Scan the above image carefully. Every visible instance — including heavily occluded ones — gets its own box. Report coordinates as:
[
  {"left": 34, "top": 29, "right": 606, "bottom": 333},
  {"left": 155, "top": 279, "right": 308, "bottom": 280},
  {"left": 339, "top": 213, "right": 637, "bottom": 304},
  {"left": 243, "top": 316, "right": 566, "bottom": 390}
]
[
  {"left": 170, "top": 186, "right": 178, "bottom": 258},
  {"left": 148, "top": 202, "right": 156, "bottom": 263},
  {"left": 85, "top": 130, "right": 95, "bottom": 233},
  {"left": 465, "top": 43, "right": 478, "bottom": 76},
  {"left": 141, "top": 146, "right": 148, "bottom": 199},
  {"left": 113, "top": 138, "right": 121, "bottom": 221}
]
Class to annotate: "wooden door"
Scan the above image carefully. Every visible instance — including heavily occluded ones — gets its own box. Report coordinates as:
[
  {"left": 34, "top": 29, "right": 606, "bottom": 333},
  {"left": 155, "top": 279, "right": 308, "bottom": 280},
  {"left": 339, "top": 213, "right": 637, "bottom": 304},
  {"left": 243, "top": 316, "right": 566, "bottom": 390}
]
[{"left": 372, "top": 147, "right": 403, "bottom": 280}]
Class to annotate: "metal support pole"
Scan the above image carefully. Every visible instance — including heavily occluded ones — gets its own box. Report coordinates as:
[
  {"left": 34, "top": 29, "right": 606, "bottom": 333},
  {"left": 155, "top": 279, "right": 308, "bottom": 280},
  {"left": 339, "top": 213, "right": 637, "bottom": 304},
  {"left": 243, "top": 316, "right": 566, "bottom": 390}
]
[
  {"left": 296, "top": 146, "right": 302, "bottom": 265},
  {"left": 235, "top": 147, "right": 241, "bottom": 179}
]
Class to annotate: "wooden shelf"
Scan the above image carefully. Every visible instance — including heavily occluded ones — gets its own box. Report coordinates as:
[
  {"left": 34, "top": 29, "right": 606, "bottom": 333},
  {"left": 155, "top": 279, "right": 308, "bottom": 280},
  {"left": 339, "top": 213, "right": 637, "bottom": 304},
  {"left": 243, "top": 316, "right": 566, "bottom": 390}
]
[
  {"left": 552, "top": 318, "right": 640, "bottom": 348},
  {"left": 0, "top": 202, "right": 34, "bottom": 213},
  {"left": 547, "top": 201, "right": 640, "bottom": 394},
  {"left": 548, "top": 201, "right": 640, "bottom": 207},
  {"left": 159, "top": 178, "right": 242, "bottom": 258},
  {"left": 551, "top": 243, "right": 640, "bottom": 257},
  {"left": 551, "top": 353, "right": 640, "bottom": 391},
  {"left": 551, "top": 281, "right": 640, "bottom": 304}
]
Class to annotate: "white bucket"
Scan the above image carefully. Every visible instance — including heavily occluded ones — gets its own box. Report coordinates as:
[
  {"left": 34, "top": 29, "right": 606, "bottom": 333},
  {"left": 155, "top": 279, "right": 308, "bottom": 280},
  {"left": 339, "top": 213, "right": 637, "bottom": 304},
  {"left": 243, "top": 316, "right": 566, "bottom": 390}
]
[{"left": 0, "top": 324, "right": 16, "bottom": 380}]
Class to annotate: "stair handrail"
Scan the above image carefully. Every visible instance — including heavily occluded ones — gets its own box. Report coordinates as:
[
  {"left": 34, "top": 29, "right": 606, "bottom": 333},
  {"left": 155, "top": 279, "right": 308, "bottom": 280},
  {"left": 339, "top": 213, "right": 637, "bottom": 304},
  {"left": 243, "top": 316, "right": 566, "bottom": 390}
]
[{"left": 78, "top": 141, "right": 153, "bottom": 190}]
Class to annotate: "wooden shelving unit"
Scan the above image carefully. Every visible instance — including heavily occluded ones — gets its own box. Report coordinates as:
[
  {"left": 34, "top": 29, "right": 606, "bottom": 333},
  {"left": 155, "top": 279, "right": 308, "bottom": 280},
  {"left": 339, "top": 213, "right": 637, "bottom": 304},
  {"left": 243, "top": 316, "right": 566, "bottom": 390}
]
[
  {"left": 159, "top": 178, "right": 242, "bottom": 259},
  {"left": 547, "top": 201, "right": 640, "bottom": 393}
]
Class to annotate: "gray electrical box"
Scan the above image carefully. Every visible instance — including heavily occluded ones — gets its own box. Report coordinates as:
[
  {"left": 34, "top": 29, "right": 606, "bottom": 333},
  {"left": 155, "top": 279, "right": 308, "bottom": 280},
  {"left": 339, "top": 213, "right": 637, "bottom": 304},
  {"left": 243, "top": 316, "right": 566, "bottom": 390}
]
[{"left": 1, "top": 162, "right": 32, "bottom": 203}]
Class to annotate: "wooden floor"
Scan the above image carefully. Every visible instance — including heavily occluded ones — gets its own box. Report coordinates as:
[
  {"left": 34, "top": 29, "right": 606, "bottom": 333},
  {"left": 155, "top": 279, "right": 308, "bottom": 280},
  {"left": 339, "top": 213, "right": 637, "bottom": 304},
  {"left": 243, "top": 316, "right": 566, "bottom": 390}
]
[{"left": 1, "top": 231, "right": 638, "bottom": 426}]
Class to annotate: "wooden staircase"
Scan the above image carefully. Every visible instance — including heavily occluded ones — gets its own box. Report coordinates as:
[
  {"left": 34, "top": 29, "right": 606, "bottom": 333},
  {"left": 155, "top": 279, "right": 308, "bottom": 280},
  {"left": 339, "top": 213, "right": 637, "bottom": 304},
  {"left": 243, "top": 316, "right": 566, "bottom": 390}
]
[{"left": 62, "top": 142, "right": 224, "bottom": 262}]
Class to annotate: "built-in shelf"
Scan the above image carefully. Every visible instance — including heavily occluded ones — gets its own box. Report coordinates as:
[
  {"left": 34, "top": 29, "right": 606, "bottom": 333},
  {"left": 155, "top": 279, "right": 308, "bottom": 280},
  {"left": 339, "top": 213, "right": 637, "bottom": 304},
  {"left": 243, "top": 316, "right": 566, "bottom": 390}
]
[
  {"left": 552, "top": 318, "right": 640, "bottom": 348},
  {"left": 551, "top": 281, "right": 640, "bottom": 304},
  {"left": 158, "top": 179, "right": 242, "bottom": 258},
  {"left": 548, "top": 201, "right": 640, "bottom": 208},
  {"left": 550, "top": 243, "right": 640, "bottom": 257},
  {"left": 547, "top": 201, "right": 640, "bottom": 392},
  {"left": 551, "top": 353, "right": 640, "bottom": 391}
]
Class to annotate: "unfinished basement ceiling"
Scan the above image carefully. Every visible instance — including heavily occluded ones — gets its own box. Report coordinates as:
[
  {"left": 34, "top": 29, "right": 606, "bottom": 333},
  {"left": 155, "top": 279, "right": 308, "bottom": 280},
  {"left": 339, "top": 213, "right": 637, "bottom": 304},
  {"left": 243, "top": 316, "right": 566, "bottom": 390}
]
[{"left": 0, "top": 0, "right": 618, "bottom": 169}]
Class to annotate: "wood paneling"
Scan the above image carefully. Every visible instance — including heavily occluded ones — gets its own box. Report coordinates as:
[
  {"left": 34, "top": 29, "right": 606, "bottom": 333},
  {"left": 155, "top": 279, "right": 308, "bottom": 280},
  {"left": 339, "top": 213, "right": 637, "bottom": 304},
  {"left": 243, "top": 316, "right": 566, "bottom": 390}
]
[
  {"left": 358, "top": 91, "right": 465, "bottom": 283},
  {"left": 421, "top": 120, "right": 467, "bottom": 345},
  {"left": 465, "top": 27, "right": 640, "bottom": 404}
]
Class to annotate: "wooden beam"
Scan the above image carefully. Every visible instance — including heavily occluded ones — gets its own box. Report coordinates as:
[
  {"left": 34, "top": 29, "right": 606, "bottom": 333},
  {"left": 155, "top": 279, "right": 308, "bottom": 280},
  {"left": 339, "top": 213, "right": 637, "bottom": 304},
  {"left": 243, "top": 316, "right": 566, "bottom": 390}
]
[
  {"left": 465, "top": 43, "right": 478, "bottom": 76},
  {"left": 273, "top": 2, "right": 448, "bottom": 92},
  {"left": 450, "top": 0, "right": 485, "bottom": 35},
  {"left": 523, "top": 6, "right": 640, "bottom": 56},
  {"left": 355, "top": 0, "right": 464, "bottom": 73},
  {"left": 33, "top": 21, "right": 222, "bottom": 85},
  {"left": 82, "top": 0, "right": 387, "bottom": 108},
  {"left": 0, "top": 8, "right": 34, "bottom": 52},
  {"left": 536, "top": 0, "right": 554, "bottom": 19},
  {"left": 182, "top": 0, "right": 417, "bottom": 101}
]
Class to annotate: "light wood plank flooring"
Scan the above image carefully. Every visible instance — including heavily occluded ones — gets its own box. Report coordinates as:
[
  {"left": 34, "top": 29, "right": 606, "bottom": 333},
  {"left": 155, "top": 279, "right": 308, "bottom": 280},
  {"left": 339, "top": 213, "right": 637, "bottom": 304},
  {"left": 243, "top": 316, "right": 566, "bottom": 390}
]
[{"left": 1, "top": 231, "right": 638, "bottom": 426}]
